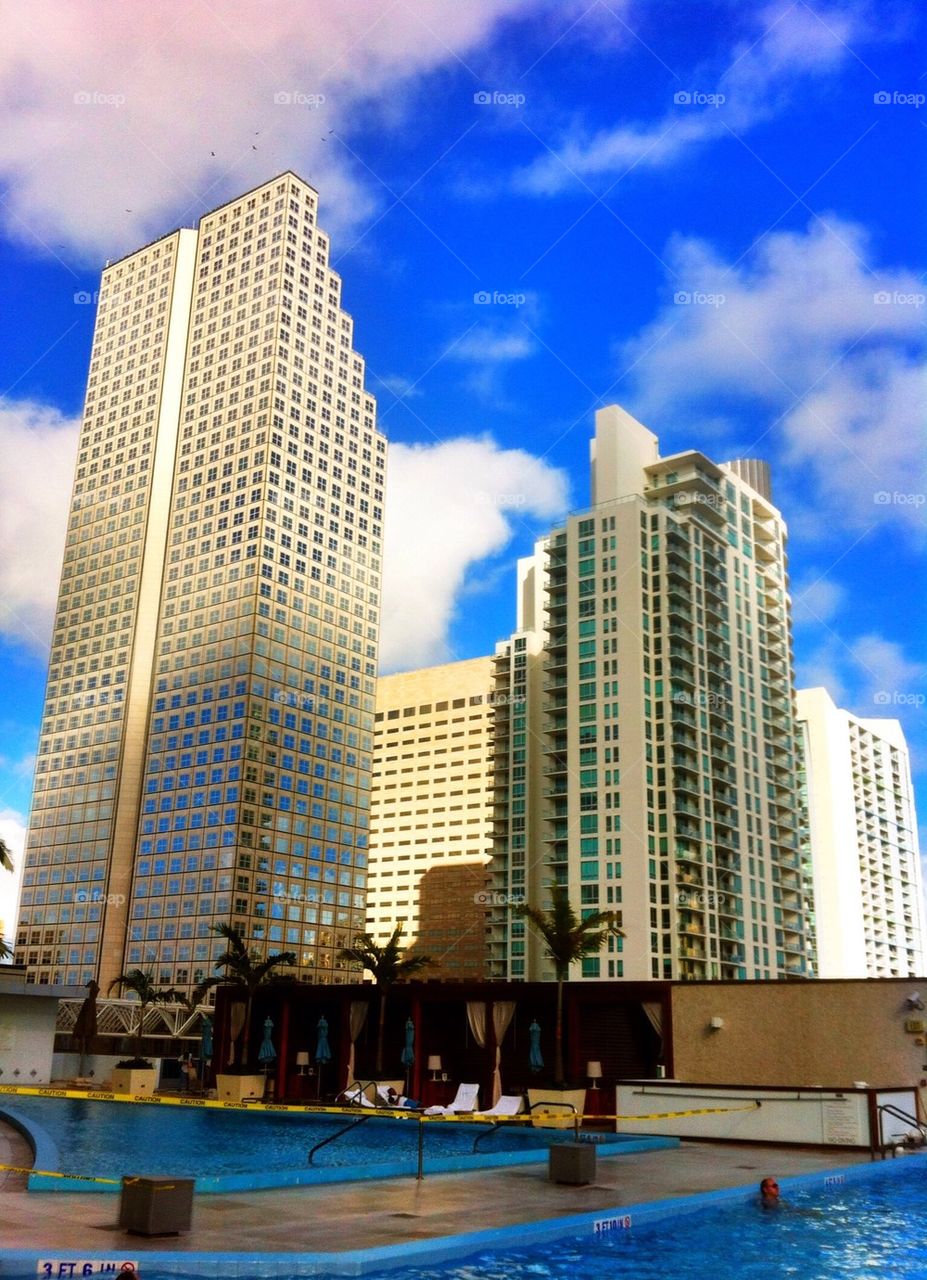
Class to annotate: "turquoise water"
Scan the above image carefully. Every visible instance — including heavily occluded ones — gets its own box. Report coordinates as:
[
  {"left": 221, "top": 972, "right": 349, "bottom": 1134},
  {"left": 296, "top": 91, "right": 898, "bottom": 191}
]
[
  {"left": 358, "top": 1166, "right": 927, "bottom": 1280},
  {"left": 3, "top": 1095, "right": 652, "bottom": 1188}
]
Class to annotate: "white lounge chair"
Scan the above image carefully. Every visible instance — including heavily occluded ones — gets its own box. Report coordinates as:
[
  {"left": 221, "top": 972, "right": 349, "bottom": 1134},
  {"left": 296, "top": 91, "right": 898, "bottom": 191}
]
[
  {"left": 338, "top": 1082, "right": 378, "bottom": 1107},
  {"left": 423, "top": 1082, "right": 480, "bottom": 1115},
  {"left": 474, "top": 1094, "right": 525, "bottom": 1117}
]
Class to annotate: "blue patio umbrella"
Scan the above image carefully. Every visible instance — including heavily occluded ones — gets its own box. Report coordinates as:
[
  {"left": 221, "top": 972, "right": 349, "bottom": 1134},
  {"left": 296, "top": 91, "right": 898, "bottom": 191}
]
[
  {"left": 400, "top": 1017, "right": 415, "bottom": 1092},
  {"left": 314, "top": 1014, "right": 332, "bottom": 1098},
  {"left": 528, "top": 1020, "right": 544, "bottom": 1072},
  {"left": 314, "top": 1015, "right": 332, "bottom": 1065},
  {"left": 200, "top": 1014, "right": 213, "bottom": 1063},
  {"left": 258, "top": 1016, "right": 276, "bottom": 1069}
]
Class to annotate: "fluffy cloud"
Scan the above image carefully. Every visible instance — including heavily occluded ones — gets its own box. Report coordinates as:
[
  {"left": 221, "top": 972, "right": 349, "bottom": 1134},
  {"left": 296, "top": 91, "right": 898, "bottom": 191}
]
[
  {"left": 617, "top": 218, "right": 926, "bottom": 531},
  {"left": 379, "top": 436, "right": 569, "bottom": 671},
  {"left": 0, "top": 0, "right": 537, "bottom": 259},
  {"left": 515, "top": 1, "right": 868, "bottom": 194},
  {"left": 0, "top": 398, "right": 80, "bottom": 652},
  {"left": 795, "top": 633, "right": 926, "bottom": 723}
]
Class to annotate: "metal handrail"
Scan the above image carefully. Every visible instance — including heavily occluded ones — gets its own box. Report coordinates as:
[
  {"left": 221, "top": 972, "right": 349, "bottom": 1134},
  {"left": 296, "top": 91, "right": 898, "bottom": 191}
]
[
  {"left": 307, "top": 1112, "right": 372, "bottom": 1164},
  {"left": 877, "top": 1102, "right": 927, "bottom": 1150}
]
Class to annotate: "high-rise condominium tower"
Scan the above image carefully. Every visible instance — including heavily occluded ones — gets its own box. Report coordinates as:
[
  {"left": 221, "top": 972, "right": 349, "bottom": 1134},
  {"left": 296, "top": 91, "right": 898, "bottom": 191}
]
[
  {"left": 16, "top": 173, "right": 385, "bottom": 994},
  {"left": 797, "top": 687, "right": 925, "bottom": 977},
  {"left": 490, "top": 406, "right": 805, "bottom": 982}
]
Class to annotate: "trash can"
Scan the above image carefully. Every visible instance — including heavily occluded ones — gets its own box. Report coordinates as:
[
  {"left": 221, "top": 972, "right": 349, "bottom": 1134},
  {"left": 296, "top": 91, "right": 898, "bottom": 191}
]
[
  {"left": 119, "top": 1176, "right": 194, "bottom": 1235},
  {"left": 548, "top": 1141, "right": 596, "bottom": 1185}
]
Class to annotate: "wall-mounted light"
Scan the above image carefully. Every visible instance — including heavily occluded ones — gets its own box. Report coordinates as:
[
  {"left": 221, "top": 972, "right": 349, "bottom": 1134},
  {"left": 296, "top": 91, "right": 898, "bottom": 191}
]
[
  {"left": 709, "top": 1015, "right": 725, "bottom": 1031},
  {"left": 428, "top": 1055, "right": 443, "bottom": 1081},
  {"left": 587, "top": 1061, "right": 603, "bottom": 1090},
  {"left": 906, "top": 992, "right": 924, "bottom": 1011}
]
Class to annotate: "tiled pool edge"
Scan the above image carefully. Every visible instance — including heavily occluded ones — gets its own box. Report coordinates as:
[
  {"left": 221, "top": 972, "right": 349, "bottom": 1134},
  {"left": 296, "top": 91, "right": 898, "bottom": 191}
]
[{"left": 3, "top": 1151, "right": 922, "bottom": 1278}]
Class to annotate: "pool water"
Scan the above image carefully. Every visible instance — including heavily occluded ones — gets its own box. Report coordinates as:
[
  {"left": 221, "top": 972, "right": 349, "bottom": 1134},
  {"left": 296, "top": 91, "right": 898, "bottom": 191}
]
[
  {"left": 357, "top": 1164, "right": 927, "bottom": 1280},
  {"left": 3, "top": 1095, "right": 669, "bottom": 1191}
]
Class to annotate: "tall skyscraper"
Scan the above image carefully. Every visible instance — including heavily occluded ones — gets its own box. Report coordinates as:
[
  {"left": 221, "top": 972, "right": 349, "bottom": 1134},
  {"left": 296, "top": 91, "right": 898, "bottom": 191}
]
[
  {"left": 490, "top": 405, "right": 805, "bottom": 982},
  {"left": 368, "top": 658, "right": 495, "bottom": 978},
  {"left": 797, "top": 686, "right": 925, "bottom": 977},
  {"left": 16, "top": 173, "right": 386, "bottom": 993}
]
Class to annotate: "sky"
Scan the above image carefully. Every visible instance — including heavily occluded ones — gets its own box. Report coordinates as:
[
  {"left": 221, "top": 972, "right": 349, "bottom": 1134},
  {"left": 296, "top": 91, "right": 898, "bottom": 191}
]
[{"left": 0, "top": 0, "right": 924, "bottom": 942}]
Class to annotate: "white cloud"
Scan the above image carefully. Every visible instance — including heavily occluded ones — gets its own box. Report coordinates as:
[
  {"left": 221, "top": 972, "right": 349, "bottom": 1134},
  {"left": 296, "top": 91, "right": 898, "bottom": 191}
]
[
  {"left": 618, "top": 218, "right": 926, "bottom": 531},
  {"left": 515, "top": 1, "right": 870, "bottom": 194},
  {"left": 0, "top": 398, "right": 80, "bottom": 653},
  {"left": 795, "top": 633, "right": 926, "bottom": 724},
  {"left": 791, "top": 574, "right": 846, "bottom": 627},
  {"left": 450, "top": 329, "right": 535, "bottom": 363},
  {"left": 0, "top": 0, "right": 537, "bottom": 259},
  {"left": 379, "top": 435, "right": 568, "bottom": 671}
]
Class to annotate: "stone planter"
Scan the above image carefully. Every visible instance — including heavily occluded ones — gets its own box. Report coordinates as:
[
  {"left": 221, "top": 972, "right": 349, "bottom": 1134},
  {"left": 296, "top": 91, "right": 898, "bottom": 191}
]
[
  {"left": 111, "top": 1067, "right": 158, "bottom": 1096},
  {"left": 528, "top": 1087, "right": 587, "bottom": 1129},
  {"left": 215, "top": 1072, "right": 266, "bottom": 1102},
  {"left": 549, "top": 1141, "right": 596, "bottom": 1184}
]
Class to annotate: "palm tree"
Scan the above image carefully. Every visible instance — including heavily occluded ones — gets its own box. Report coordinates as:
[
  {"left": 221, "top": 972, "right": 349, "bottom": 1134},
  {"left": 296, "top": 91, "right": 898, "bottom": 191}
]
[
  {"left": 192, "top": 923, "right": 296, "bottom": 1070},
  {"left": 108, "top": 969, "right": 186, "bottom": 1064},
  {"left": 516, "top": 885, "right": 623, "bottom": 1085},
  {"left": 338, "top": 924, "right": 432, "bottom": 1074},
  {"left": 0, "top": 838, "right": 14, "bottom": 960}
]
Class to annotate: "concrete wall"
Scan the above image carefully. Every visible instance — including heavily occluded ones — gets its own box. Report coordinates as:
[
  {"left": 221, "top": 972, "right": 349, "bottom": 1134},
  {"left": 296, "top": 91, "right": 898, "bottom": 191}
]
[
  {"left": 615, "top": 1081, "right": 927, "bottom": 1149},
  {"left": 0, "top": 994, "right": 60, "bottom": 1085},
  {"left": 671, "top": 980, "right": 927, "bottom": 1089}
]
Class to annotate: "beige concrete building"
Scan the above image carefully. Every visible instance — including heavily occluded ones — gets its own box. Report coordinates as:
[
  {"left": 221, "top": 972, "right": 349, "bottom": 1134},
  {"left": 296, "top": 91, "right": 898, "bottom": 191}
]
[
  {"left": 368, "top": 659, "right": 495, "bottom": 977},
  {"left": 798, "top": 687, "right": 925, "bottom": 978},
  {"left": 491, "top": 405, "right": 804, "bottom": 983},
  {"left": 16, "top": 173, "right": 385, "bottom": 993}
]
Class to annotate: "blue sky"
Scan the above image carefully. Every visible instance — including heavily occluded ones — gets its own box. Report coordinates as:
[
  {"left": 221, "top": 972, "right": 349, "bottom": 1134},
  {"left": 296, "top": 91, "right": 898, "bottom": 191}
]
[{"left": 0, "top": 0, "right": 925, "bottom": 932}]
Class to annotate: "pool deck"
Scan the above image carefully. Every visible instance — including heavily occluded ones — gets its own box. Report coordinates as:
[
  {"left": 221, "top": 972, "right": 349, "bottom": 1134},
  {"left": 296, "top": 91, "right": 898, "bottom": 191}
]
[{"left": 0, "top": 1114, "right": 874, "bottom": 1261}]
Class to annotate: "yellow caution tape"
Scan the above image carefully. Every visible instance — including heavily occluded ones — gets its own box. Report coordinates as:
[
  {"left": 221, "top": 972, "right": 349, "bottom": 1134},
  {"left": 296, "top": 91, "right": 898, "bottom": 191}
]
[
  {"left": 0, "top": 1082, "right": 760, "bottom": 1124},
  {"left": 0, "top": 1163, "right": 120, "bottom": 1184}
]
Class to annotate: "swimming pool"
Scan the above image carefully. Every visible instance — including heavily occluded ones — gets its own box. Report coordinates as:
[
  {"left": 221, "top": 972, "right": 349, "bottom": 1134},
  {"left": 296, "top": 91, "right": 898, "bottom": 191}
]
[
  {"left": 1, "top": 1094, "right": 675, "bottom": 1192},
  {"left": 3, "top": 1153, "right": 923, "bottom": 1279},
  {"left": 355, "top": 1159, "right": 927, "bottom": 1280}
]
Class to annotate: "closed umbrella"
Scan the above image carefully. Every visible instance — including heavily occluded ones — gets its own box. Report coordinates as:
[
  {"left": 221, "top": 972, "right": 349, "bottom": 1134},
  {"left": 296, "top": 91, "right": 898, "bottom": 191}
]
[
  {"left": 200, "top": 1014, "right": 213, "bottom": 1064},
  {"left": 400, "top": 1017, "right": 415, "bottom": 1094},
  {"left": 72, "top": 979, "right": 100, "bottom": 1078},
  {"left": 258, "top": 1016, "right": 276, "bottom": 1095},
  {"left": 314, "top": 1015, "right": 332, "bottom": 1098},
  {"left": 528, "top": 1019, "right": 544, "bottom": 1073}
]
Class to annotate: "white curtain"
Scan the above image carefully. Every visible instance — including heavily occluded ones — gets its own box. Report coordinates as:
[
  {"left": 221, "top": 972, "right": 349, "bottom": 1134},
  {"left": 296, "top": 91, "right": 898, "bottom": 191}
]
[
  {"left": 491, "top": 1001, "right": 516, "bottom": 1105},
  {"left": 466, "top": 1001, "right": 487, "bottom": 1048},
  {"left": 346, "top": 1000, "right": 369, "bottom": 1088},
  {"left": 228, "top": 1001, "right": 246, "bottom": 1065}
]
